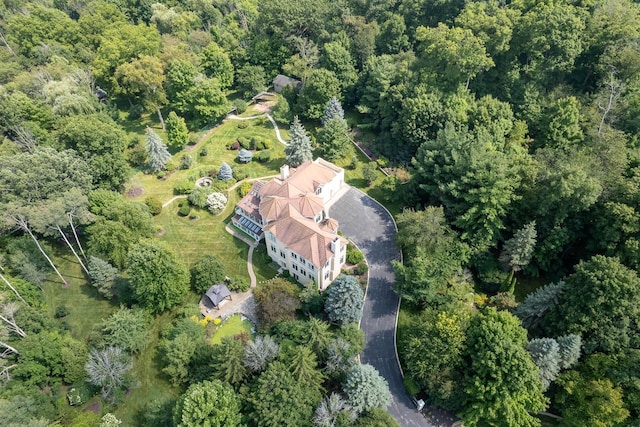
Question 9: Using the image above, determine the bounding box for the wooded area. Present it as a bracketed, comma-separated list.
[0, 0, 639, 426]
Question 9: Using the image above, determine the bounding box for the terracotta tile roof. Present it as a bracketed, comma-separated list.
[264, 214, 346, 267]
[259, 193, 324, 222]
[285, 160, 341, 193]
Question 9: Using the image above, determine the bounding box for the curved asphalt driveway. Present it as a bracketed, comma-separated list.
[329, 188, 432, 427]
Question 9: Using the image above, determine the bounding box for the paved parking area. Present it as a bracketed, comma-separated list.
[329, 187, 433, 427]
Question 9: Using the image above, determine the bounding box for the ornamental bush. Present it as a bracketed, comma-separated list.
[217, 163, 233, 181]
[145, 197, 162, 216]
[325, 275, 364, 325]
[206, 192, 227, 213]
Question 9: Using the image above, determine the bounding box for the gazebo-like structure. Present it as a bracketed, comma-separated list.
[203, 284, 232, 310]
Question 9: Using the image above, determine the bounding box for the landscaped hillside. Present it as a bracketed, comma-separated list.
[1, 0, 640, 426]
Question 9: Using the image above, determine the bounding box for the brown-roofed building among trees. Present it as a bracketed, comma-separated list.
[232, 158, 347, 290]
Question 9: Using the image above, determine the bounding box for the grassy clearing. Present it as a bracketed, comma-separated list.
[114, 312, 179, 424]
[210, 314, 254, 345]
[43, 249, 115, 340]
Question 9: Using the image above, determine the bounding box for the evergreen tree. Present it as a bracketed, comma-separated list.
[342, 364, 392, 414]
[244, 335, 279, 373]
[88, 256, 118, 299]
[217, 162, 233, 181]
[145, 127, 171, 172]
[557, 334, 581, 370]
[173, 379, 242, 427]
[210, 336, 248, 387]
[321, 97, 345, 125]
[500, 221, 537, 272]
[527, 338, 561, 390]
[285, 116, 313, 167]
[165, 112, 188, 149]
[325, 275, 364, 325]
[317, 116, 350, 160]
[513, 281, 565, 331]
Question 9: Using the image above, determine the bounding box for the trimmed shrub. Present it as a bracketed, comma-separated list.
[254, 150, 271, 163]
[165, 161, 176, 172]
[145, 197, 162, 216]
[237, 137, 250, 149]
[179, 155, 192, 170]
[199, 147, 208, 157]
[188, 187, 209, 208]
[178, 204, 191, 217]
[229, 278, 249, 292]
[346, 247, 365, 265]
[237, 121, 248, 129]
[237, 149, 253, 163]
[239, 181, 253, 196]
[188, 133, 198, 145]
[174, 178, 194, 195]
[354, 262, 368, 276]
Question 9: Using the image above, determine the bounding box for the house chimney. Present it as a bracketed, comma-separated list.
[280, 164, 290, 180]
[330, 236, 340, 254]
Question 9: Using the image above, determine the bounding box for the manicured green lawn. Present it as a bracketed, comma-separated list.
[210, 314, 254, 345]
[126, 115, 287, 204]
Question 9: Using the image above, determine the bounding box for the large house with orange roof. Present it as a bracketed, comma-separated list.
[232, 158, 347, 290]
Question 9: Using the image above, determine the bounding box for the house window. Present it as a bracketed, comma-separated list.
[294, 273, 299, 280]
[309, 263, 315, 270]
[291, 253, 297, 260]
[340, 256, 344, 264]
[300, 256, 306, 264]
[301, 270, 306, 277]
[270, 245, 276, 253]
[324, 271, 329, 279]
[280, 251, 286, 258]
[292, 264, 298, 271]
[269, 233, 276, 242]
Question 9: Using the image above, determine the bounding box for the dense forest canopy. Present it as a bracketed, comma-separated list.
[0, 0, 640, 425]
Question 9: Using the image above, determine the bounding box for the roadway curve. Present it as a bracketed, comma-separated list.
[329, 188, 433, 427]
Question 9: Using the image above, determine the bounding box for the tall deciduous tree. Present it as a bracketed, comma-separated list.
[415, 23, 494, 89]
[297, 69, 341, 120]
[285, 116, 313, 167]
[200, 42, 234, 89]
[85, 346, 131, 403]
[460, 309, 547, 427]
[411, 124, 530, 251]
[543, 255, 640, 355]
[145, 127, 171, 172]
[393, 208, 471, 309]
[115, 55, 168, 129]
[173, 380, 242, 427]
[125, 240, 189, 313]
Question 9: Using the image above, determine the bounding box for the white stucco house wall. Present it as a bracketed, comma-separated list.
[232, 158, 347, 290]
